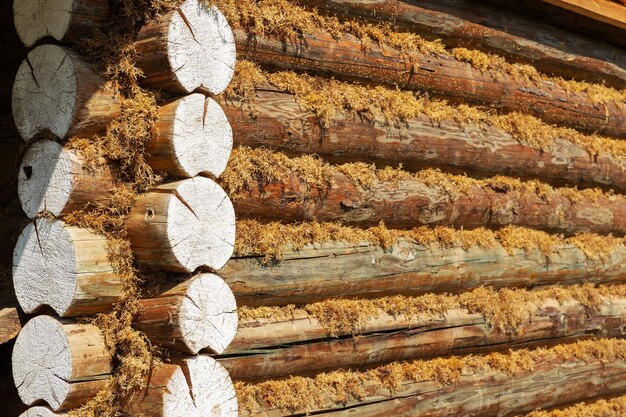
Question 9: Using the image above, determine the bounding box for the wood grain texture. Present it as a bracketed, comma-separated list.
[0, 301, 22, 345]
[222, 239, 626, 306]
[234, 28, 626, 137]
[540, 0, 626, 30]
[222, 296, 626, 381]
[228, 90, 626, 192]
[298, 0, 626, 88]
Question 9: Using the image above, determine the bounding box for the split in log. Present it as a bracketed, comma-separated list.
[227, 90, 626, 192]
[126, 356, 237, 417]
[12, 315, 112, 411]
[227, 149, 626, 234]
[233, 27, 626, 137]
[12, 45, 121, 142]
[298, 0, 626, 88]
[136, 273, 238, 354]
[221, 286, 626, 381]
[236, 339, 626, 417]
[12, 218, 124, 316]
[13, 0, 111, 47]
[148, 93, 233, 178]
[127, 177, 236, 272]
[18, 139, 114, 218]
[223, 235, 626, 307]
[19, 408, 67, 417]
[134, 0, 236, 95]
[0, 301, 22, 345]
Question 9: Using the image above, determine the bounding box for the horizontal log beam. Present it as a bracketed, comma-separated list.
[298, 0, 626, 88]
[234, 27, 626, 137]
[222, 236, 626, 306]
[221, 289, 626, 381]
[540, 0, 626, 30]
[227, 90, 626, 192]
[236, 339, 626, 417]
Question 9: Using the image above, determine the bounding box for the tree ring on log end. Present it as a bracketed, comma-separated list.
[13, 0, 74, 47]
[12, 45, 77, 141]
[179, 356, 238, 417]
[18, 140, 73, 218]
[168, 0, 236, 94]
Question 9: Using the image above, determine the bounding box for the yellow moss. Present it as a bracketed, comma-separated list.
[526, 394, 626, 417]
[236, 339, 626, 415]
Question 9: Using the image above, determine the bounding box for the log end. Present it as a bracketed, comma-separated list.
[12, 316, 72, 411]
[19, 407, 65, 417]
[18, 140, 74, 218]
[13, 0, 73, 47]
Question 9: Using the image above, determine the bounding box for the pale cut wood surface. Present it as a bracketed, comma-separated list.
[19, 407, 68, 417]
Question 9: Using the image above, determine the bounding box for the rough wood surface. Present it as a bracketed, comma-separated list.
[12, 316, 112, 411]
[13, 0, 111, 47]
[227, 91, 626, 191]
[126, 357, 237, 417]
[221, 295, 626, 381]
[299, 0, 626, 88]
[18, 140, 114, 217]
[12, 45, 120, 141]
[127, 177, 235, 272]
[12, 218, 123, 316]
[234, 28, 626, 137]
[238, 353, 626, 417]
[0, 301, 22, 345]
[148, 93, 233, 178]
[231, 170, 626, 234]
[136, 273, 238, 354]
[134, 0, 236, 95]
[222, 238, 626, 306]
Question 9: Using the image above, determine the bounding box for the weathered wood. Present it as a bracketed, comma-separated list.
[135, 273, 238, 354]
[228, 90, 626, 191]
[13, 0, 111, 47]
[12, 316, 112, 411]
[19, 408, 68, 417]
[134, 0, 236, 95]
[222, 238, 626, 306]
[127, 177, 236, 272]
[299, 0, 626, 88]
[221, 295, 626, 381]
[238, 345, 626, 416]
[232, 169, 626, 234]
[0, 301, 22, 345]
[540, 0, 626, 30]
[18, 140, 115, 217]
[234, 28, 626, 137]
[12, 45, 120, 142]
[125, 356, 237, 417]
[148, 94, 233, 178]
[12, 218, 124, 316]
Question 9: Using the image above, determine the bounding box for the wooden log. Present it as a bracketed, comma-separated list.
[18, 140, 114, 218]
[221, 293, 626, 381]
[0, 301, 23, 345]
[134, 0, 236, 95]
[236, 340, 626, 417]
[231, 166, 626, 234]
[19, 408, 68, 417]
[539, 0, 626, 30]
[12, 218, 124, 316]
[299, 0, 626, 88]
[12, 315, 112, 411]
[0, 342, 28, 417]
[127, 177, 236, 272]
[222, 238, 626, 307]
[12, 45, 121, 142]
[234, 28, 626, 137]
[135, 273, 238, 354]
[13, 0, 111, 47]
[126, 356, 237, 417]
[148, 94, 233, 178]
[228, 90, 626, 192]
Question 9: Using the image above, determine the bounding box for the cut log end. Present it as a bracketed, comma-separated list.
[12, 316, 73, 410]
[13, 219, 77, 315]
[149, 94, 233, 178]
[13, 0, 73, 47]
[19, 407, 67, 417]
[18, 140, 73, 217]
[12, 45, 77, 141]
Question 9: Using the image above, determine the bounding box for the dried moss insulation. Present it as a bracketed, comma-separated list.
[236, 339, 626, 415]
[238, 284, 626, 336]
[525, 394, 626, 416]
[223, 61, 626, 162]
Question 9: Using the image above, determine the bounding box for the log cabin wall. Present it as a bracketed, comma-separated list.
[0, 0, 625, 416]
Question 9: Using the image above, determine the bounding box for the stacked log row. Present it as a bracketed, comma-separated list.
[7, 0, 242, 415]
